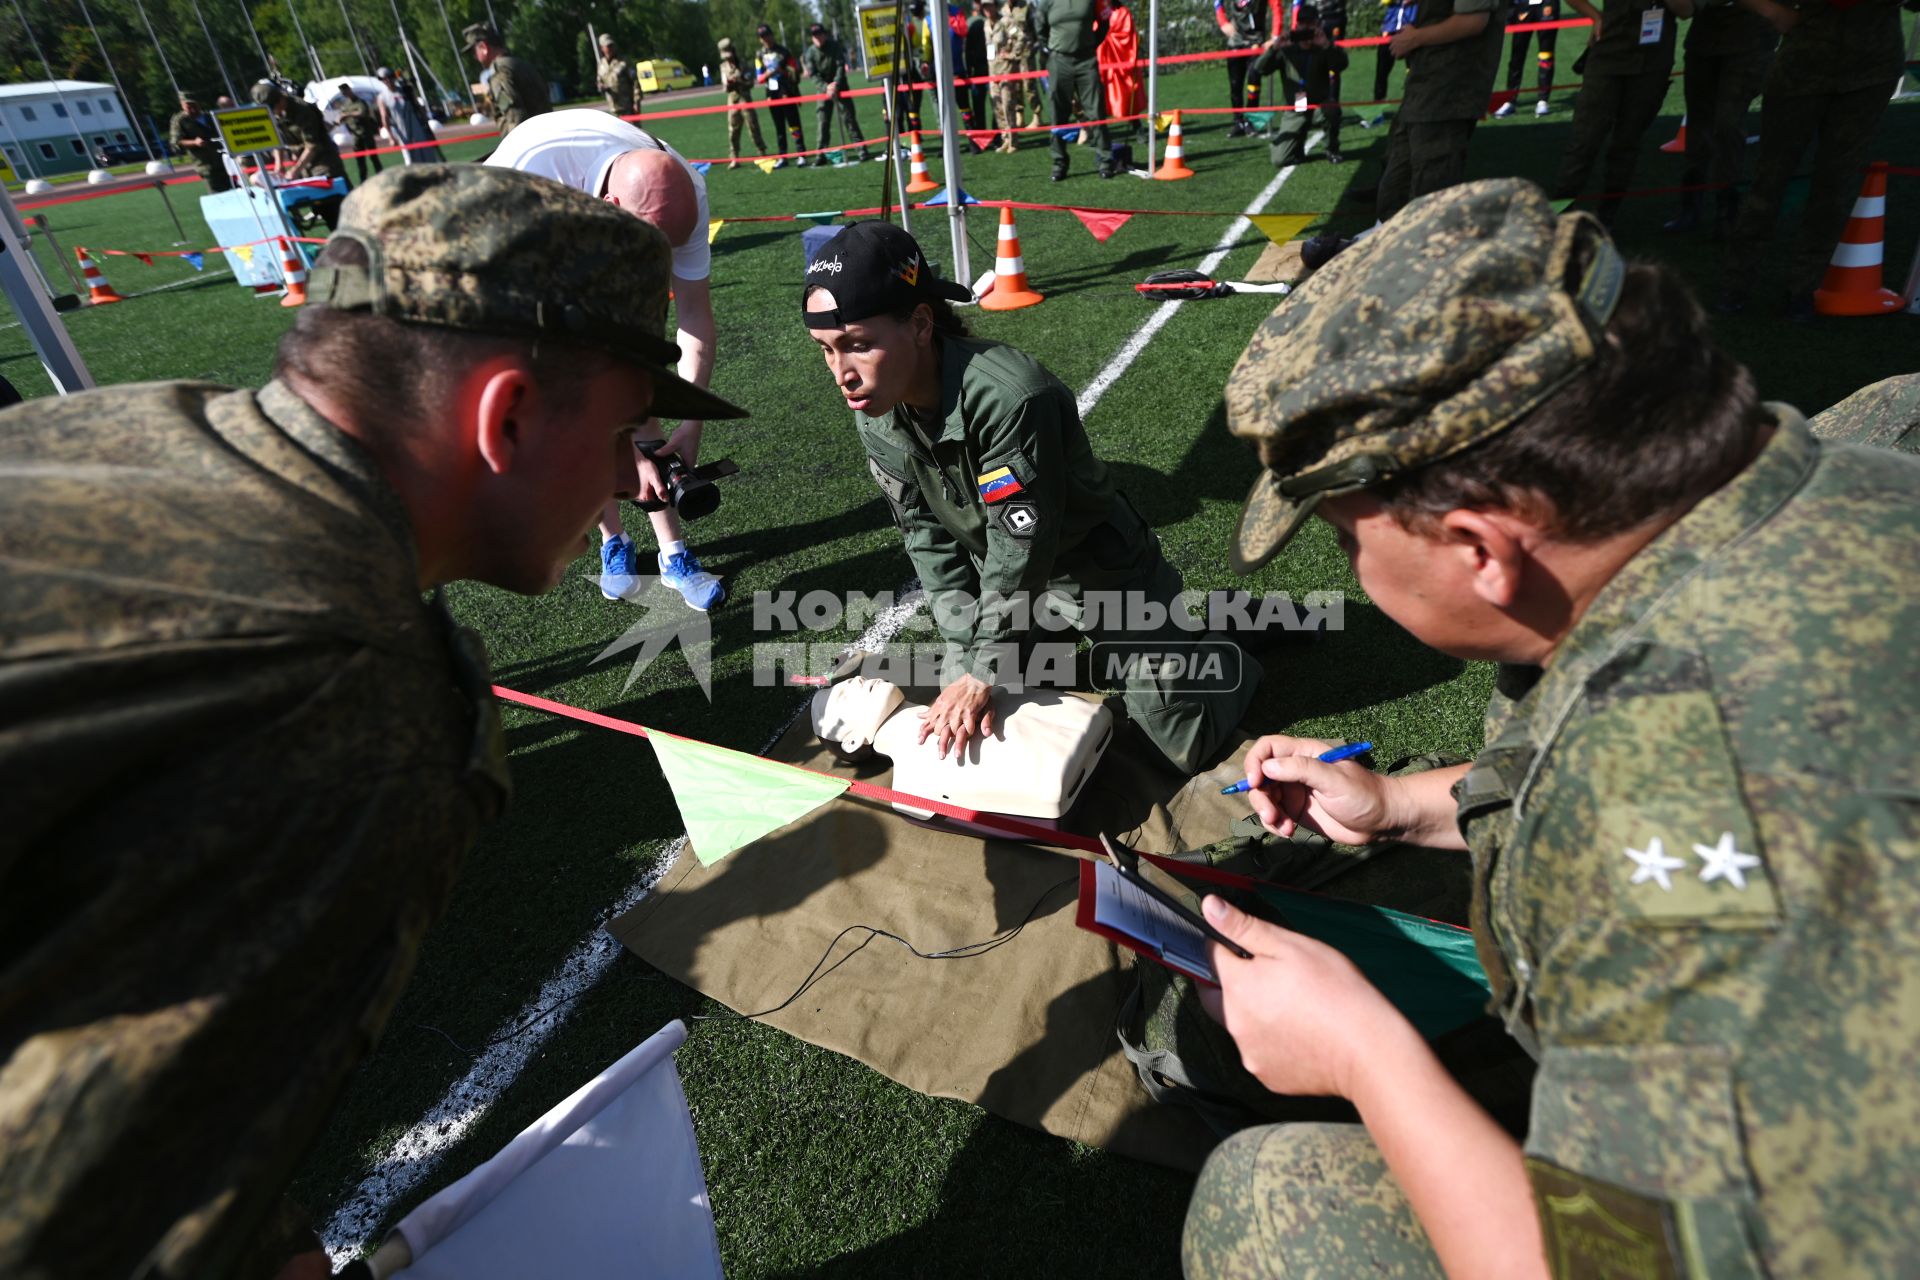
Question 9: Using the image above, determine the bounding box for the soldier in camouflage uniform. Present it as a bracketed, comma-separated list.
[0, 165, 747, 1280]
[986, 0, 1035, 149]
[596, 32, 644, 117]
[168, 93, 231, 192]
[1374, 0, 1506, 220]
[718, 36, 770, 166]
[250, 80, 349, 227]
[1663, 0, 1777, 237]
[1184, 178, 1919, 1278]
[464, 22, 551, 136]
[1722, 0, 1905, 316]
[802, 22, 873, 164]
[1549, 0, 1691, 227]
[802, 221, 1261, 772]
[1810, 372, 1920, 453]
[333, 82, 383, 182]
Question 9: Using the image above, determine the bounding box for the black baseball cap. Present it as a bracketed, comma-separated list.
[808, 21, 827, 34]
[802, 221, 973, 328]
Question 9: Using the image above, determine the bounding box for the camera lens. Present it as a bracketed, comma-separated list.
[675, 478, 722, 520]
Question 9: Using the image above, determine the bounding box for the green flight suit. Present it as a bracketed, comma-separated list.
[1726, 0, 1904, 300]
[856, 336, 1260, 773]
[487, 51, 552, 134]
[1185, 411, 1920, 1278]
[0, 379, 509, 1280]
[803, 37, 870, 156]
[1033, 0, 1112, 173]
[1549, 0, 1681, 222]
[1375, 0, 1505, 220]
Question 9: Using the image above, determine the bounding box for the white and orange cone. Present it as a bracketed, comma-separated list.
[1814, 161, 1903, 317]
[75, 247, 123, 304]
[905, 132, 940, 194]
[1659, 114, 1687, 154]
[1154, 110, 1194, 181]
[978, 206, 1044, 311]
[278, 238, 308, 308]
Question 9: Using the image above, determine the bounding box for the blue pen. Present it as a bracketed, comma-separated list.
[1220, 741, 1373, 794]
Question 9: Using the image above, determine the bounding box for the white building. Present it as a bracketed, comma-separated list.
[0, 80, 144, 178]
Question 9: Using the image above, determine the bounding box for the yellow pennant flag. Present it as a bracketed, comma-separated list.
[1154, 112, 1173, 133]
[231, 244, 254, 265]
[754, 157, 779, 174]
[708, 218, 725, 244]
[1248, 214, 1317, 247]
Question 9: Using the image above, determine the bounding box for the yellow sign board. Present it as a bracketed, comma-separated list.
[214, 106, 281, 156]
[857, 3, 904, 77]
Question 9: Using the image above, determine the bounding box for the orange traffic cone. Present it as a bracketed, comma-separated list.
[1155, 110, 1194, 180]
[75, 247, 123, 304]
[278, 238, 308, 308]
[1660, 114, 1687, 154]
[905, 132, 940, 194]
[1814, 161, 1903, 317]
[978, 206, 1043, 311]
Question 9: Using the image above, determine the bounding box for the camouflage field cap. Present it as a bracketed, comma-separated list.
[462, 22, 501, 50]
[308, 165, 747, 421]
[1227, 179, 1626, 574]
[248, 80, 280, 106]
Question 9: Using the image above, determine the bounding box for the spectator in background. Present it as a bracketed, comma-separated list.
[464, 22, 551, 136]
[718, 36, 771, 166]
[1099, 0, 1146, 141]
[1374, 0, 1506, 221]
[756, 24, 808, 167]
[803, 22, 874, 164]
[1548, 0, 1693, 228]
[966, 3, 993, 134]
[1218, 0, 1271, 135]
[1663, 0, 1776, 238]
[376, 66, 444, 163]
[333, 82, 383, 182]
[597, 33, 645, 117]
[1492, 0, 1559, 117]
[1253, 1, 1350, 164]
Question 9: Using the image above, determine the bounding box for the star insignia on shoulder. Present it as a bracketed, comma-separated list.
[1693, 831, 1761, 890]
[1623, 836, 1687, 892]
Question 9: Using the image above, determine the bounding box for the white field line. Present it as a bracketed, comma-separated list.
[322, 582, 928, 1262]
[1074, 135, 1319, 422]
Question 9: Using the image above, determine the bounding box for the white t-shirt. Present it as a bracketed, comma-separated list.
[483, 109, 711, 281]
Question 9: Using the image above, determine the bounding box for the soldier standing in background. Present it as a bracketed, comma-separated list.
[0, 164, 746, 1280]
[1549, 0, 1693, 227]
[1492, 0, 1560, 116]
[333, 82, 383, 182]
[803, 22, 874, 164]
[1186, 177, 1920, 1280]
[1006, 0, 1046, 124]
[986, 0, 1031, 149]
[1034, 0, 1115, 179]
[169, 93, 231, 192]
[1721, 0, 1904, 318]
[966, 3, 993, 133]
[718, 37, 770, 167]
[756, 24, 808, 167]
[597, 32, 645, 117]
[1374, 0, 1506, 220]
[1664, 0, 1776, 237]
[465, 22, 551, 135]
[1217, 0, 1271, 136]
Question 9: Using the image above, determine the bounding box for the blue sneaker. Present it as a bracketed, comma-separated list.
[660, 549, 726, 611]
[600, 535, 640, 601]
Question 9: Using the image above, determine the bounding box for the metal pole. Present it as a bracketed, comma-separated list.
[76, 0, 162, 162]
[239, 1, 274, 80]
[335, 0, 374, 76]
[387, 0, 429, 113]
[283, 0, 324, 82]
[131, 0, 183, 98]
[152, 178, 191, 243]
[436, 0, 468, 108]
[926, 0, 968, 284]
[9, 0, 99, 158]
[25, 213, 86, 297]
[188, 0, 242, 102]
[1145, 0, 1158, 173]
[0, 187, 94, 392]
[886, 73, 911, 232]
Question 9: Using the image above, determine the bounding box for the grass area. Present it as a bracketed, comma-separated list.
[6, 40, 1916, 1276]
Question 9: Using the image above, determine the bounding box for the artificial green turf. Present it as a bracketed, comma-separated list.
[5, 44, 1915, 1275]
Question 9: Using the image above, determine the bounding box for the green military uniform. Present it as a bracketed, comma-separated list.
[1375, 0, 1505, 220]
[1186, 178, 1920, 1278]
[486, 53, 551, 133]
[334, 93, 383, 181]
[597, 52, 643, 116]
[718, 38, 770, 161]
[168, 103, 230, 191]
[1251, 28, 1351, 167]
[1548, 0, 1682, 223]
[1810, 372, 1920, 453]
[1006, 0, 1048, 120]
[988, 4, 1040, 142]
[1033, 0, 1113, 175]
[1727, 0, 1903, 304]
[802, 35, 871, 160]
[0, 164, 742, 1280]
[858, 335, 1261, 773]
[1671, 0, 1776, 231]
[278, 97, 348, 183]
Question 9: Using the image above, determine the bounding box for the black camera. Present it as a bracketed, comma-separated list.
[635, 440, 740, 520]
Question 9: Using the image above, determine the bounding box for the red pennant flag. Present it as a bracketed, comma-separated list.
[964, 130, 998, 152]
[1486, 89, 1517, 118]
[134, 252, 154, 266]
[1070, 208, 1134, 243]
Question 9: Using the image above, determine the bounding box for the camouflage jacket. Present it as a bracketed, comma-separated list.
[720, 51, 757, 100]
[598, 56, 643, 114]
[1811, 373, 1920, 453]
[988, 10, 1036, 63]
[0, 379, 508, 1279]
[1764, 0, 1904, 96]
[1400, 0, 1507, 122]
[487, 52, 552, 130]
[856, 336, 1151, 681]
[1452, 410, 1920, 1278]
[335, 94, 379, 141]
[280, 97, 347, 181]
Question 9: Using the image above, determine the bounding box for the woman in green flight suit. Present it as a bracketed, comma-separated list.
[800, 220, 1262, 771]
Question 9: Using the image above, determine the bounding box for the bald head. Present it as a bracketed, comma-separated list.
[604, 148, 698, 251]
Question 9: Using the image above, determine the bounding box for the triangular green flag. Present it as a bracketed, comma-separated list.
[796, 209, 842, 223]
[648, 730, 849, 866]
[1248, 213, 1316, 247]
[1551, 198, 1576, 214]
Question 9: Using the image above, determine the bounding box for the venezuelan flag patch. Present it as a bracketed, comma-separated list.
[977, 466, 1024, 503]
